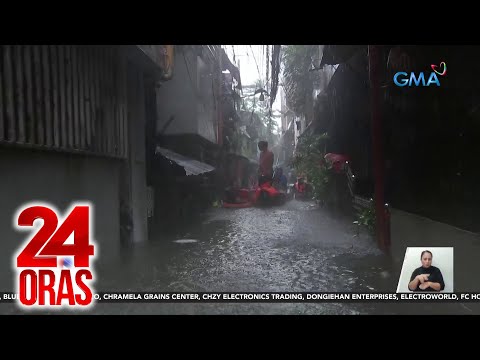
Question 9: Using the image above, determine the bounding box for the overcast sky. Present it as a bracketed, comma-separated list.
[223, 45, 282, 127]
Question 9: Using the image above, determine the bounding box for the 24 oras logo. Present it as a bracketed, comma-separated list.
[394, 61, 447, 87]
[12, 202, 97, 310]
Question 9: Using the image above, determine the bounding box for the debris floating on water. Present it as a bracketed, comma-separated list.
[173, 239, 198, 244]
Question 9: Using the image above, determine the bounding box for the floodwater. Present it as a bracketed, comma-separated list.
[1, 200, 473, 315]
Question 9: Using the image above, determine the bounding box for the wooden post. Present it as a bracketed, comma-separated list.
[368, 45, 389, 251]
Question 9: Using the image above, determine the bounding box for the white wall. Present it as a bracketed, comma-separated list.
[156, 47, 217, 144]
[156, 47, 198, 135]
[396, 247, 454, 293]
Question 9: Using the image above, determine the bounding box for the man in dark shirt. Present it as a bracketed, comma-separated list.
[408, 250, 445, 292]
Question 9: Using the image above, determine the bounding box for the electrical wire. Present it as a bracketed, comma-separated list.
[270, 45, 282, 108]
[266, 45, 270, 94]
[249, 45, 263, 82]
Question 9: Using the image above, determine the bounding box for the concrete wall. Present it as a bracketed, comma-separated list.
[0, 148, 121, 292]
[156, 47, 198, 136]
[156, 47, 217, 144]
[390, 209, 480, 293]
[196, 55, 217, 143]
[127, 63, 149, 245]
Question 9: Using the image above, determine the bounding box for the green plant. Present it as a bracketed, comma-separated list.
[281, 45, 320, 115]
[354, 201, 376, 235]
[290, 132, 334, 202]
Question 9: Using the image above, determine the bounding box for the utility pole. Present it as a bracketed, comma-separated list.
[368, 45, 389, 252]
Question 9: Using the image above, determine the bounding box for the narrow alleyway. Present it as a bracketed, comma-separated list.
[3, 199, 472, 315]
[3, 45, 480, 317]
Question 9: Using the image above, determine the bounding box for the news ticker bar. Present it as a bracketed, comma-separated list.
[2, 292, 480, 303]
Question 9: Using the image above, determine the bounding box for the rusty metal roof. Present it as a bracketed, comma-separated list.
[155, 146, 215, 176]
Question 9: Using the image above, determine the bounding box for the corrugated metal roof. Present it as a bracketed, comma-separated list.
[155, 146, 215, 176]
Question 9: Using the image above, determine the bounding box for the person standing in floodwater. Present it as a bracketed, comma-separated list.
[258, 141, 274, 185]
[273, 167, 288, 191]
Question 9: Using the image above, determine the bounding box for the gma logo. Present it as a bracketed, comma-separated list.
[394, 72, 440, 87]
[393, 62, 447, 87]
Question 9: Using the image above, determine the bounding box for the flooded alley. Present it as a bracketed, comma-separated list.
[2, 198, 476, 315]
[1, 45, 479, 317]
[91, 199, 473, 315]
[0, 199, 402, 315]
[109, 200, 393, 304]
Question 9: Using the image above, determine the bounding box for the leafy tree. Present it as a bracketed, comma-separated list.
[281, 45, 319, 116]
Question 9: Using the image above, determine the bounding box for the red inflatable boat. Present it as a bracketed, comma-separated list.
[222, 181, 286, 208]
